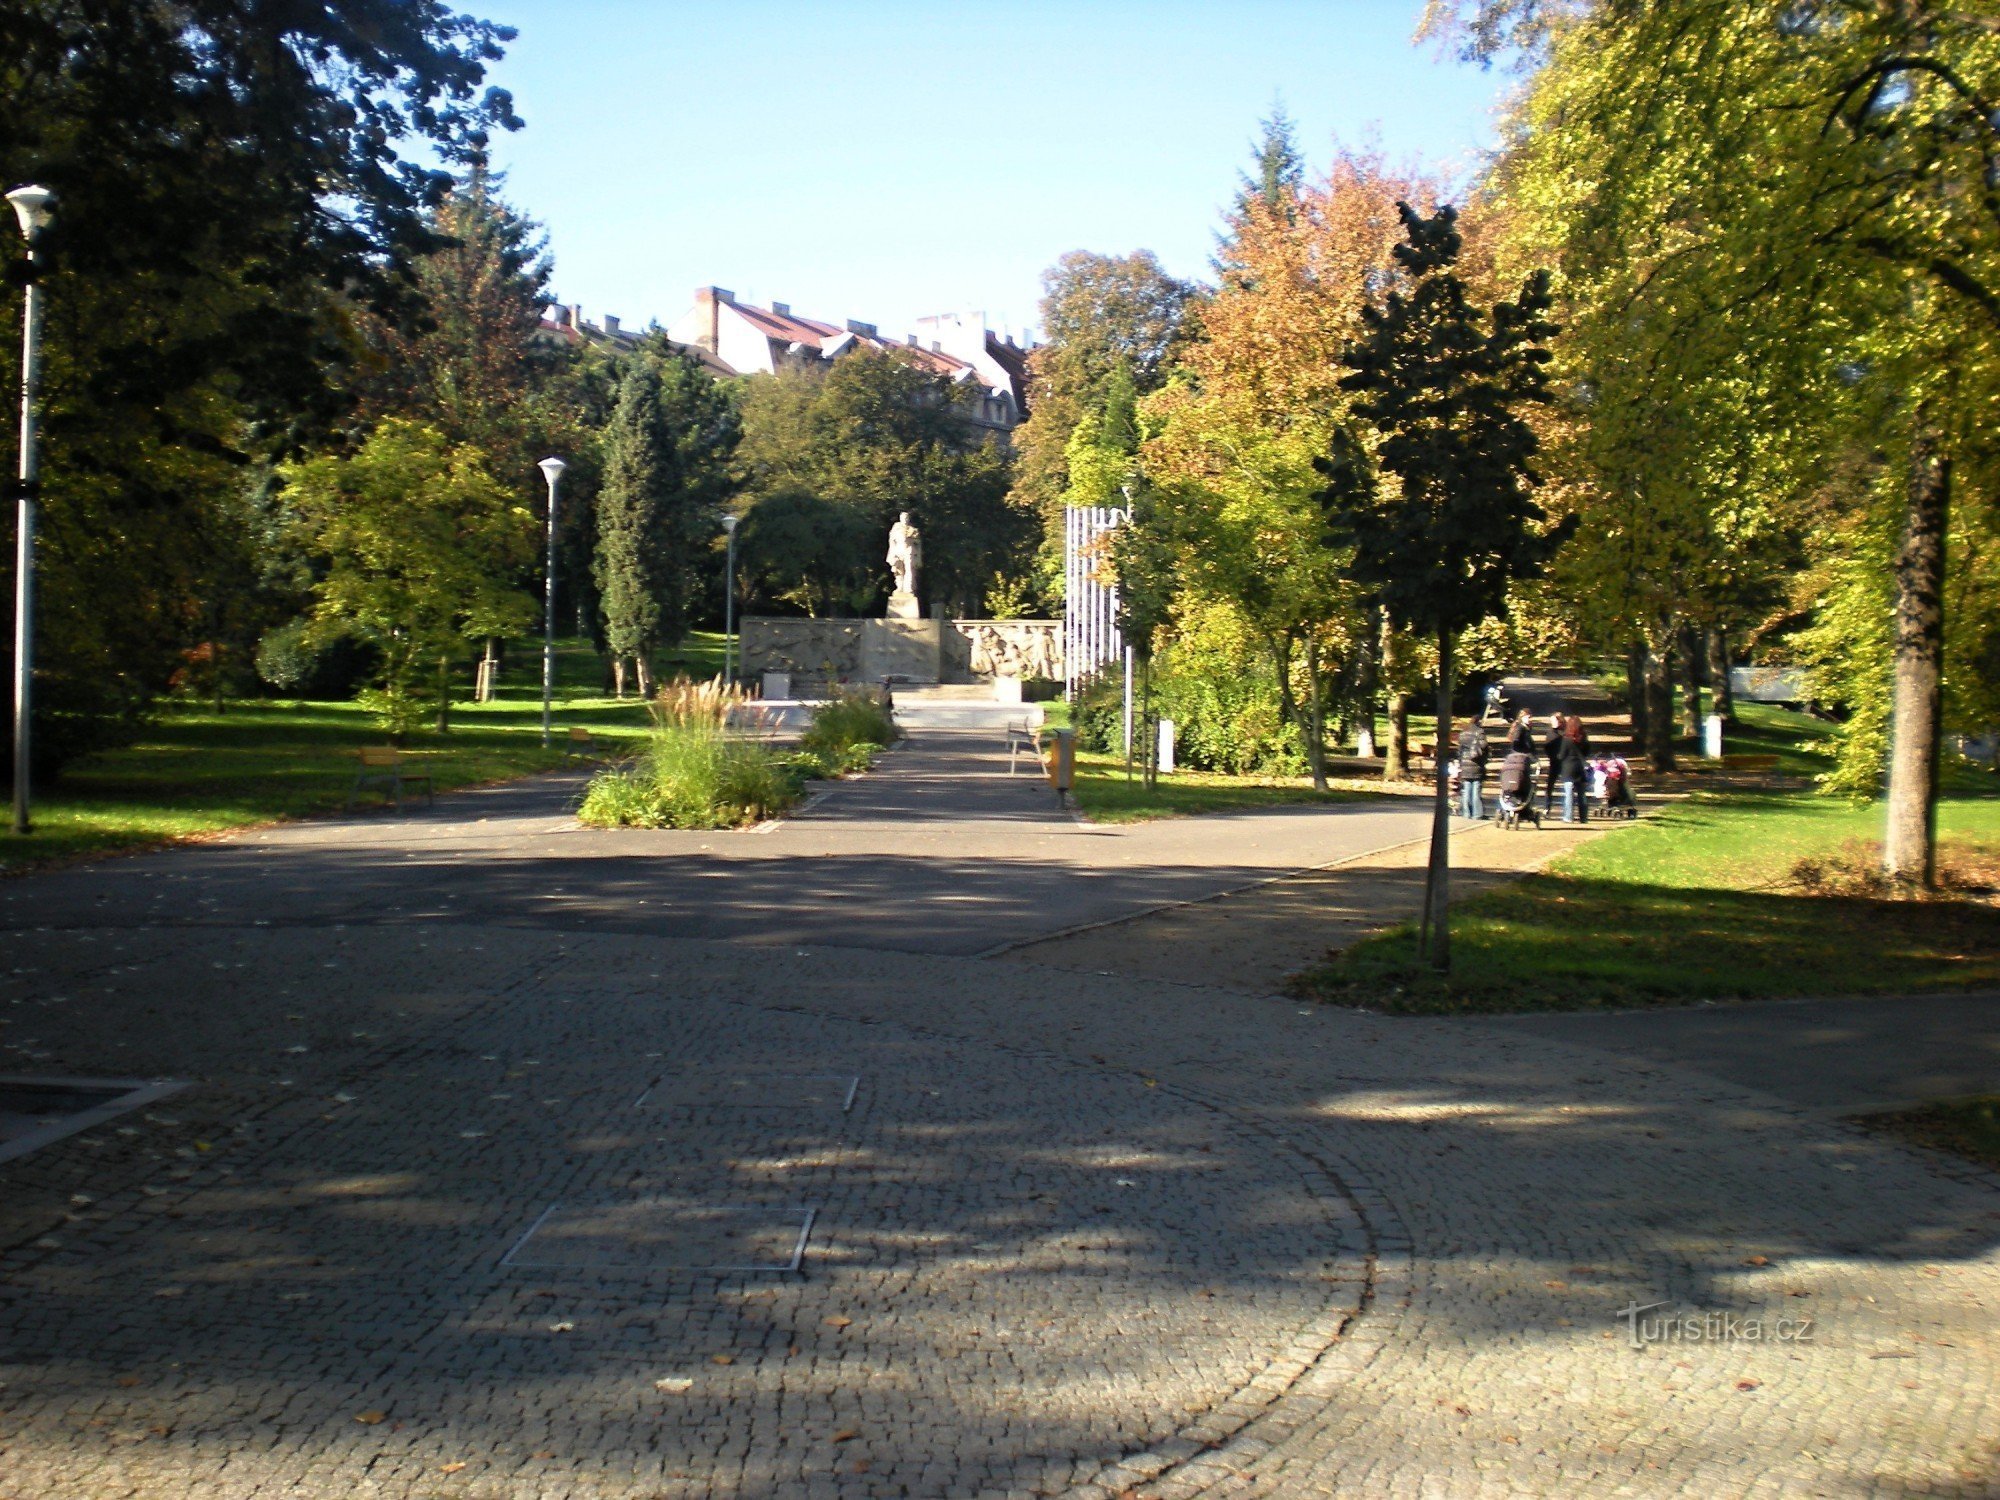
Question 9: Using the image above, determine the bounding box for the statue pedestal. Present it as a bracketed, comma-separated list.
[886, 590, 922, 621]
[859, 617, 943, 684]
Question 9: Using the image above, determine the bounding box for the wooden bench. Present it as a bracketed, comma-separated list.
[346, 747, 433, 813]
[1006, 718, 1045, 775]
[562, 725, 597, 760]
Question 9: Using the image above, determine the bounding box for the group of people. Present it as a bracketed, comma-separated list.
[1452, 708, 1633, 824]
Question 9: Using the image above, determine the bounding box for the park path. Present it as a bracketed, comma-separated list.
[0, 729, 1996, 1498]
[0, 730, 1434, 957]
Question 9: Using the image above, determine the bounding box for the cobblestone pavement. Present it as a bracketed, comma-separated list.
[0, 743, 1997, 1496]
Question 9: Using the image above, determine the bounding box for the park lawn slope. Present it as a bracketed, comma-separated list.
[0, 636, 704, 871]
[1292, 787, 2000, 1013]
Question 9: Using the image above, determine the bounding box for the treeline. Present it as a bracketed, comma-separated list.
[0, 0, 1033, 764]
[1011, 4, 2000, 891]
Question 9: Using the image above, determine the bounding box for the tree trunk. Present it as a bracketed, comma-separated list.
[1385, 692, 1410, 781]
[1885, 420, 1949, 891]
[1141, 656, 1157, 792]
[1303, 640, 1328, 792]
[478, 636, 500, 703]
[1626, 640, 1649, 755]
[1642, 636, 1675, 772]
[636, 655, 655, 698]
[435, 656, 451, 735]
[612, 657, 627, 699]
[1418, 630, 1454, 973]
[1678, 623, 1703, 738]
[1707, 627, 1735, 724]
[212, 642, 225, 714]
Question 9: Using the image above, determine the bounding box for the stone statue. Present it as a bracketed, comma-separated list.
[886, 511, 922, 618]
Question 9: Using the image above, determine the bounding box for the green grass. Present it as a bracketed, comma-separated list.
[1069, 750, 1379, 823]
[1859, 1096, 2000, 1170]
[1291, 784, 2000, 1012]
[0, 635, 728, 870]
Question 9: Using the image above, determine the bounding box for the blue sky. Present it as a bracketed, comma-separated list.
[478, 1, 1511, 341]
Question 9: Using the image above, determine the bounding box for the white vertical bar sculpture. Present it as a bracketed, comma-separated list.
[1062, 506, 1125, 700]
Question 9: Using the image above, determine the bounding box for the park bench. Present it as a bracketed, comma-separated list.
[1006, 717, 1045, 775]
[562, 725, 597, 760]
[346, 747, 433, 813]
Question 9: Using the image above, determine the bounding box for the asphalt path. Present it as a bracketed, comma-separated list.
[0, 731, 1433, 956]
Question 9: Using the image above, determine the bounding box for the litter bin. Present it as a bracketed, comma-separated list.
[1045, 727, 1076, 795]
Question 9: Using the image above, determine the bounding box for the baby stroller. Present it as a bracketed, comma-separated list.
[1590, 755, 1638, 819]
[1495, 751, 1540, 830]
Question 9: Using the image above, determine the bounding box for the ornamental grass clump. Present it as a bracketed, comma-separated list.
[577, 676, 796, 829]
[798, 689, 898, 774]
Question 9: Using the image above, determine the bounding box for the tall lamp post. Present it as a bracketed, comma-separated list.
[721, 513, 739, 683]
[8, 185, 53, 837]
[537, 456, 565, 748]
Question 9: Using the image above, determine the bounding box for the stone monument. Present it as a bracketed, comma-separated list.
[886, 511, 922, 621]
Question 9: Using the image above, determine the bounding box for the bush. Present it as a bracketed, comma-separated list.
[800, 689, 897, 771]
[578, 675, 799, 829]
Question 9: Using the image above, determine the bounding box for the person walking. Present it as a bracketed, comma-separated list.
[1455, 718, 1491, 820]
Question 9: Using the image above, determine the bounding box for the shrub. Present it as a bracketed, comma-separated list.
[799, 689, 897, 770]
[578, 675, 798, 829]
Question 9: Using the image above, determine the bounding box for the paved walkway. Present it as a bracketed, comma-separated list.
[0, 731, 1995, 1498]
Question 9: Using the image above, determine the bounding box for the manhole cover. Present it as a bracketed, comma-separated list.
[634, 1073, 858, 1112]
[503, 1200, 816, 1273]
[0, 1075, 189, 1165]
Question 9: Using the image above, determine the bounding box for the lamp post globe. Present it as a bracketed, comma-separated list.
[7, 184, 53, 836]
[537, 458, 566, 748]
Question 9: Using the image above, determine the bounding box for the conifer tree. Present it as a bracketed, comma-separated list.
[1323, 202, 1571, 971]
[593, 348, 740, 694]
[595, 363, 670, 696]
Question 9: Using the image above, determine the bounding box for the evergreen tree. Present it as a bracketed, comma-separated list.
[1233, 103, 1305, 223]
[595, 363, 670, 696]
[1322, 202, 1572, 971]
[593, 347, 740, 693]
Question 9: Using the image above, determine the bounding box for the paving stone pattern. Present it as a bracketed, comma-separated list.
[0, 735, 1997, 1496]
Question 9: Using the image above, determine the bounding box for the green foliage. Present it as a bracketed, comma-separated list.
[799, 691, 898, 766]
[593, 352, 738, 673]
[0, 0, 518, 771]
[1324, 203, 1571, 643]
[280, 421, 536, 734]
[734, 348, 1029, 614]
[577, 717, 795, 829]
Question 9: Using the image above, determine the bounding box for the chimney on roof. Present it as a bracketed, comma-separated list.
[771, 301, 790, 316]
[906, 333, 917, 347]
[845, 319, 877, 337]
[603, 314, 620, 336]
[693, 286, 734, 354]
[567, 304, 584, 331]
[932, 341, 941, 353]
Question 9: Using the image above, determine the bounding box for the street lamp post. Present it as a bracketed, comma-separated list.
[537, 456, 566, 748]
[7, 185, 53, 837]
[721, 513, 739, 683]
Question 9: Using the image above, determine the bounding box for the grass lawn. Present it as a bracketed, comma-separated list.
[1858, 1096, 2000, 1170]
[1293, 704, 2000, 1012]
[1069, 750, 1379, 823]
[0, 635, 727, 871]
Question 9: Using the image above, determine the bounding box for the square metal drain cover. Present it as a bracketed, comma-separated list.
[634, 1073, 858, 1112]
[503, 1201, 816, 1273]
[0, 1075, 189, 1165]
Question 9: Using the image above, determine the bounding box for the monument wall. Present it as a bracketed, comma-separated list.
[740, 617, 1061, 690]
